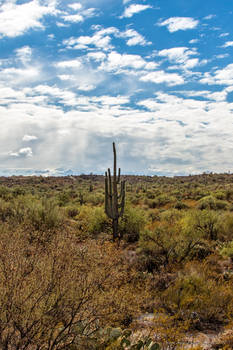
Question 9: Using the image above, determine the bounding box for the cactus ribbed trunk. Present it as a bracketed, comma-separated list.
[105, 142, 126, 241]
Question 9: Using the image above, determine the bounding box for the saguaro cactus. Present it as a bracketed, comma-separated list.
[105, 142, 126, 241]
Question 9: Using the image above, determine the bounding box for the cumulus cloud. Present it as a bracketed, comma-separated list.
[118, 29, 151, 46]
[99, 51, 158, 73]
[121, 4, 151, 18]
[56, 59, 82, 68]
[63, 32, 113, 51]
[158, 17, 199, 32]
[0, 67, 40, 86]
[222, 41, 233, 48]
[9, 147, 33, 158]
[0, 0, 57, 37]
[140, 71, 184, 86]
[15, 46, 32, 64]
[22, 135, 38, 142]
[200, 64, 233, 85]
[68, 3, 82, 11]
[157, 47, 205, 71]
[63, 26, 150, 51]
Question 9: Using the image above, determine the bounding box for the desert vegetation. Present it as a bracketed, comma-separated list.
[0, 168, 233, 349]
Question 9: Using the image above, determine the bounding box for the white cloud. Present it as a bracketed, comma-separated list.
[0, 67, 40, 85]
[0, 0, 57, 37]
[121, 4, 151, 18]
[22, 135, 38, 141]
[31, 85, 78, 106]
[219, 33, 229, 38]
[56, 59, 82, 68]
[10, 147, 33, 158]
[87, 52, 106, 61]
[99, 51, 158, 73]
[158, 17, 199, 32]
[62, 13, 83, 22]
[200, 64, 233, 85]
[118, 29, 151, 46]
[63, 33, 113, 50]
[140, 71, 184, 86]
[158, 47, 197, 62]
[68, 3, 82, 11]
[61, 2, 97, 23]
[158, 47, 202, 70]
[15, 46, 32, 64]
[203, 14, 216, 20]
[222, 41, 233, 48]
[91, 95, 130, 105]
[189, 39, 199, 44]
[77, 84, 95, 91]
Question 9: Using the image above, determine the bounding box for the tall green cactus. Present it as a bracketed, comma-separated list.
[105, 142, 126, 241]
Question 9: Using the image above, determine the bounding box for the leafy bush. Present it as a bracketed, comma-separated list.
[197, 195, 217, 210]
[75, 206, 110, 238]
[220, 241, 233, 260]
[119, 207, 146, 242]
[26, 198, 64, 231]
[0, 186, 12, 200]
[159, 262, 233, 328]
[182, 209, 220, 241]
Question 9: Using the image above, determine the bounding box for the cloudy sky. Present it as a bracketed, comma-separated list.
[0, 0, 233, 176]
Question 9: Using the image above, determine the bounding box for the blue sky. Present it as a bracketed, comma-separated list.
[0, 0, 233, 176]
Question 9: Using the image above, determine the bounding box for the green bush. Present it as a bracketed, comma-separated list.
[75, 206, 110, 238]
[88, 207, 110, 236]
[182, 209, 220, 241]
[220, 241, 233, 260]
[197, 195, 217, 210]
[119, 207, 146, 242]
[0, 186, 12, 200]
[0, 199, 14, 221]
[159, 262, 233, 328]
[26, 198, 64, 231]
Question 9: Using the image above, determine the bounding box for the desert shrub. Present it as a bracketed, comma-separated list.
[65, 204, 79, 218]
[182, 209, 220, 241]
[197, 195, 217, 210]
[212, 328, 233, 350]
[156, 194, 175, 207]
[88, 207, 110, 236]
[57, 190, 71, 206]
[218, 212, 233, 240]
[159, 209, 183, 225]
[146, 191, 155, 199]
[12, 186, 26, 197]
[215, 199, 229, 210]
[0, 199, 14, 221]
[174, 200, 188, 210]
[159, 262, 233, 329]
[98, 327, 160, 350]
[26, 198, 64, 231]
[119, 207, 146, 243]
[0, 229, 142, 349]
[138, 223, 204, 272]
[220, 241, 233, 260]
[214, 191, 227, 200]
[148, 209, 160, 223]
[75, 206, 110, 238]
[144, 198, 158, 209]
[86, 192, 104, 206]
[0, 186, 12, 200]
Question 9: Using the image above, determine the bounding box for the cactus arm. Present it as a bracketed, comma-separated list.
[117, 168, 121, 184]
[119, 181, 126, 217]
